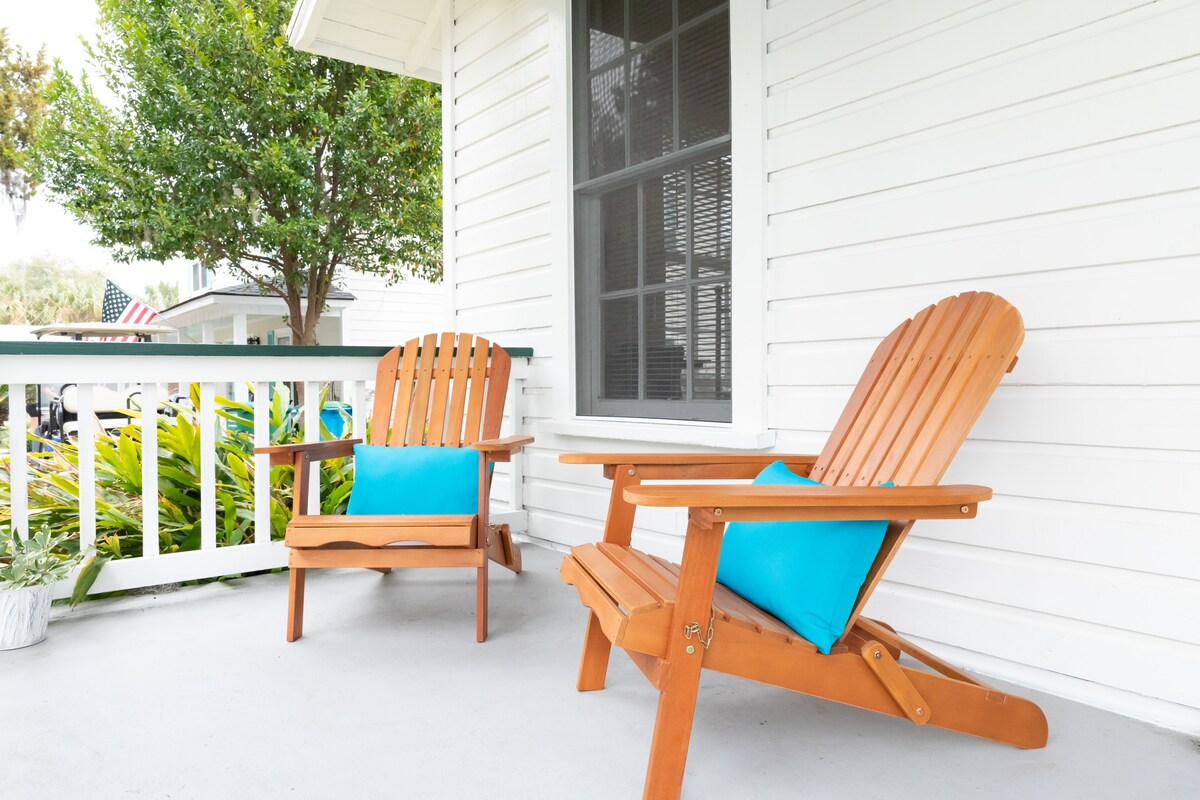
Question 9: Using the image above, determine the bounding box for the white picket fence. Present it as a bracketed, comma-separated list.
[1, 342, 530, 599]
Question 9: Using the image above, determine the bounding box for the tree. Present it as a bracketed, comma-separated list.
[0, 256, 173, 325]
[140, 279, 179, 310]
[0, 256, 103, 325]
[35, 0, 442, 345]
[0, 28, 49, 217]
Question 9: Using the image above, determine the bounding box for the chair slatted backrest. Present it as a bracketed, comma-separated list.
[805, 292, 1024, 642]
[368, 332, 512, 448]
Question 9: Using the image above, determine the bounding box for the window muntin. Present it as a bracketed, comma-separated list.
[575, 0, 731, 422]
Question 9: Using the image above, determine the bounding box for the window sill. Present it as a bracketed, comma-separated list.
[537, 418, 776, 450]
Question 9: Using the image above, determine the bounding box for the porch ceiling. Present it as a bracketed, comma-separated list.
[3, 545, 1194, 798]
[288, 0, 445, 82]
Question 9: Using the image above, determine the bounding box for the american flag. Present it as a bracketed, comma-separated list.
[102, 279, 160, 340]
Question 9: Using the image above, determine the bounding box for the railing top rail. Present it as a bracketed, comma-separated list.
[0, 342, 535, 359]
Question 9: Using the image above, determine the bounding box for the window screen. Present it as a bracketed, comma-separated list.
[574, 0, 731, 421]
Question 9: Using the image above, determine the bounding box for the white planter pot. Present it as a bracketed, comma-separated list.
[0, 584, 53, 650]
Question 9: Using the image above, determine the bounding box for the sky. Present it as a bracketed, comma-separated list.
[2, 1, 178, 294]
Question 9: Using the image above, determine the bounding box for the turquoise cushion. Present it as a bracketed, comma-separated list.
[715, 461, 890, 654]
[346, 445, 480, 516]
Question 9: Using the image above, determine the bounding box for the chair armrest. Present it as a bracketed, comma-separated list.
[559, 452, 819, 480]
[474, 435, 535, 462]
[254, 439, 361, 466]
[623, 484, 992, 522]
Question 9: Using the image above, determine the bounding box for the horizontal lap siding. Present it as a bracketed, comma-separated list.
[340, 274, 448, 347]
[448, 0, 563, 515]
[765, 0, 1200, 722]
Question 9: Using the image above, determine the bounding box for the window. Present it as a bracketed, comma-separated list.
[191, 262, 212, 294]
[573, 0, 731, 422]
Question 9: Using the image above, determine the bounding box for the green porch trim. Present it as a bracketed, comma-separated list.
[0, 342, 535, 359]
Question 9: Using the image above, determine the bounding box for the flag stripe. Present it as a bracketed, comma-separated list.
[103, 279, 160, 340]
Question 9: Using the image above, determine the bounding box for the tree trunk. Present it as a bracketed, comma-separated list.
[284, 286, 321, 345]
[281, 254, 332, 346]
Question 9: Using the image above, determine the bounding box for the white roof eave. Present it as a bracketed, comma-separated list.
[287, 0, 445, 83]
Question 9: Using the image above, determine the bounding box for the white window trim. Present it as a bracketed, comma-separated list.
[539, 416, 774, 448]
[548, 0, 771, 449]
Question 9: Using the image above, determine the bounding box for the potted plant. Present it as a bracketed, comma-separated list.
[0, 526, 87, 650]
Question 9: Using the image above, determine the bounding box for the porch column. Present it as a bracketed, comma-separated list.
[232, 313, 249, 401]
[232, 313, 248, 345]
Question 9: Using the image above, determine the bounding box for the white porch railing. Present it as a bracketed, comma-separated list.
[1, 341, 531, 600]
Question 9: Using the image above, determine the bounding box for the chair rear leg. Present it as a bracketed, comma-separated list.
[577, 612, 613, 691]
[642, 652, 704, 800]
[287, 566, 306, 642]
[476, 560, 488, 642]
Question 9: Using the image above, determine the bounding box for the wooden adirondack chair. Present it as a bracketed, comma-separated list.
[257, 332, 531, 643]
[559, 292, 1047, 799]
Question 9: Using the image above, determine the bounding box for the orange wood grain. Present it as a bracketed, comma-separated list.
[278, 332, 529, 643]
[369, 346, 402, 446]
[556, 293, 1041, 799]
[387, 340, 420, 446]
[445, 333, 473, 447]
[406, 333, 438, 445]
[463, 338, 490, 445]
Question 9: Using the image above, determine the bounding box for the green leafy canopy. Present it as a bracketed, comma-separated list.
[34, 0, 443, 344]
[0, 28, 49, 214]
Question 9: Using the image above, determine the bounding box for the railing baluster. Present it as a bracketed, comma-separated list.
[141, 382, 159, 557]
[9, 383, 28, 539]
[199, 381, 217, 551]
[253, 381, 270, 544]
[0, 343, 528, 599]
[304, 381, 320, 515]
[76, 384, 97, 549]
[508, 374, 525, 513]
[352, 381, 366, 441]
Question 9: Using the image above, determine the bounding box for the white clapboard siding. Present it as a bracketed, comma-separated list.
[444, 0, 562, 572]
[762, 0, 1200, 728]
[766, 262, 1200, 343]
[766, 193, 1200, 293]
[339, 273, 448, 346]
[436, 0, 1200, 730]
[767, 327, 1200, 387]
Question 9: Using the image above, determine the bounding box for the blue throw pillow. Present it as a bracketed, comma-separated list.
[715, 461, 890, 654]
[346, 445, 480, 516]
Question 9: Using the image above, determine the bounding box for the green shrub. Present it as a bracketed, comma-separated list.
[0, 383, 354, 573]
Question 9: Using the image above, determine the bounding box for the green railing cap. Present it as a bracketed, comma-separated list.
[0, 341, 535, 359]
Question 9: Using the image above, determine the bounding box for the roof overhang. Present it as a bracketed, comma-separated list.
[159, 291, 355, 329]
[287, 0, 446, 83]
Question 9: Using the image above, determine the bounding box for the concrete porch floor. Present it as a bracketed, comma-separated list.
[3, 544, 1196, 799]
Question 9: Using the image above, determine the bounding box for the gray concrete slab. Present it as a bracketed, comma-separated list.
[2, 544, 1196, 799]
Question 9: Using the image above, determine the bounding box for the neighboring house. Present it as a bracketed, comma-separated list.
[159, 281, 358, 345]
[163, 262, 448, 346]
[287, 0, 1200, 733]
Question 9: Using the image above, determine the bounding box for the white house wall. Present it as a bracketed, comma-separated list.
[760, 0, 1200, 730]
[440, 0, 1200, 731]
[443, 0, 565, 520]
[339, 273, 449, 347]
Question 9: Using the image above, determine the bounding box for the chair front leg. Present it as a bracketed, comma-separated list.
[477, 459, 491, 643]
[290, 452, 312, 517]
[643, 509, 724, 800]
[576, 612, 613, 691]
[284, 451, 314, 642]
[476, 559, 488, 643]
[576, 464, 642, 690]
[287, 558, 306, 642]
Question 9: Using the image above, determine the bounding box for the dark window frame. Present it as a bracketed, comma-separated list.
[572, 0, 732, 422]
